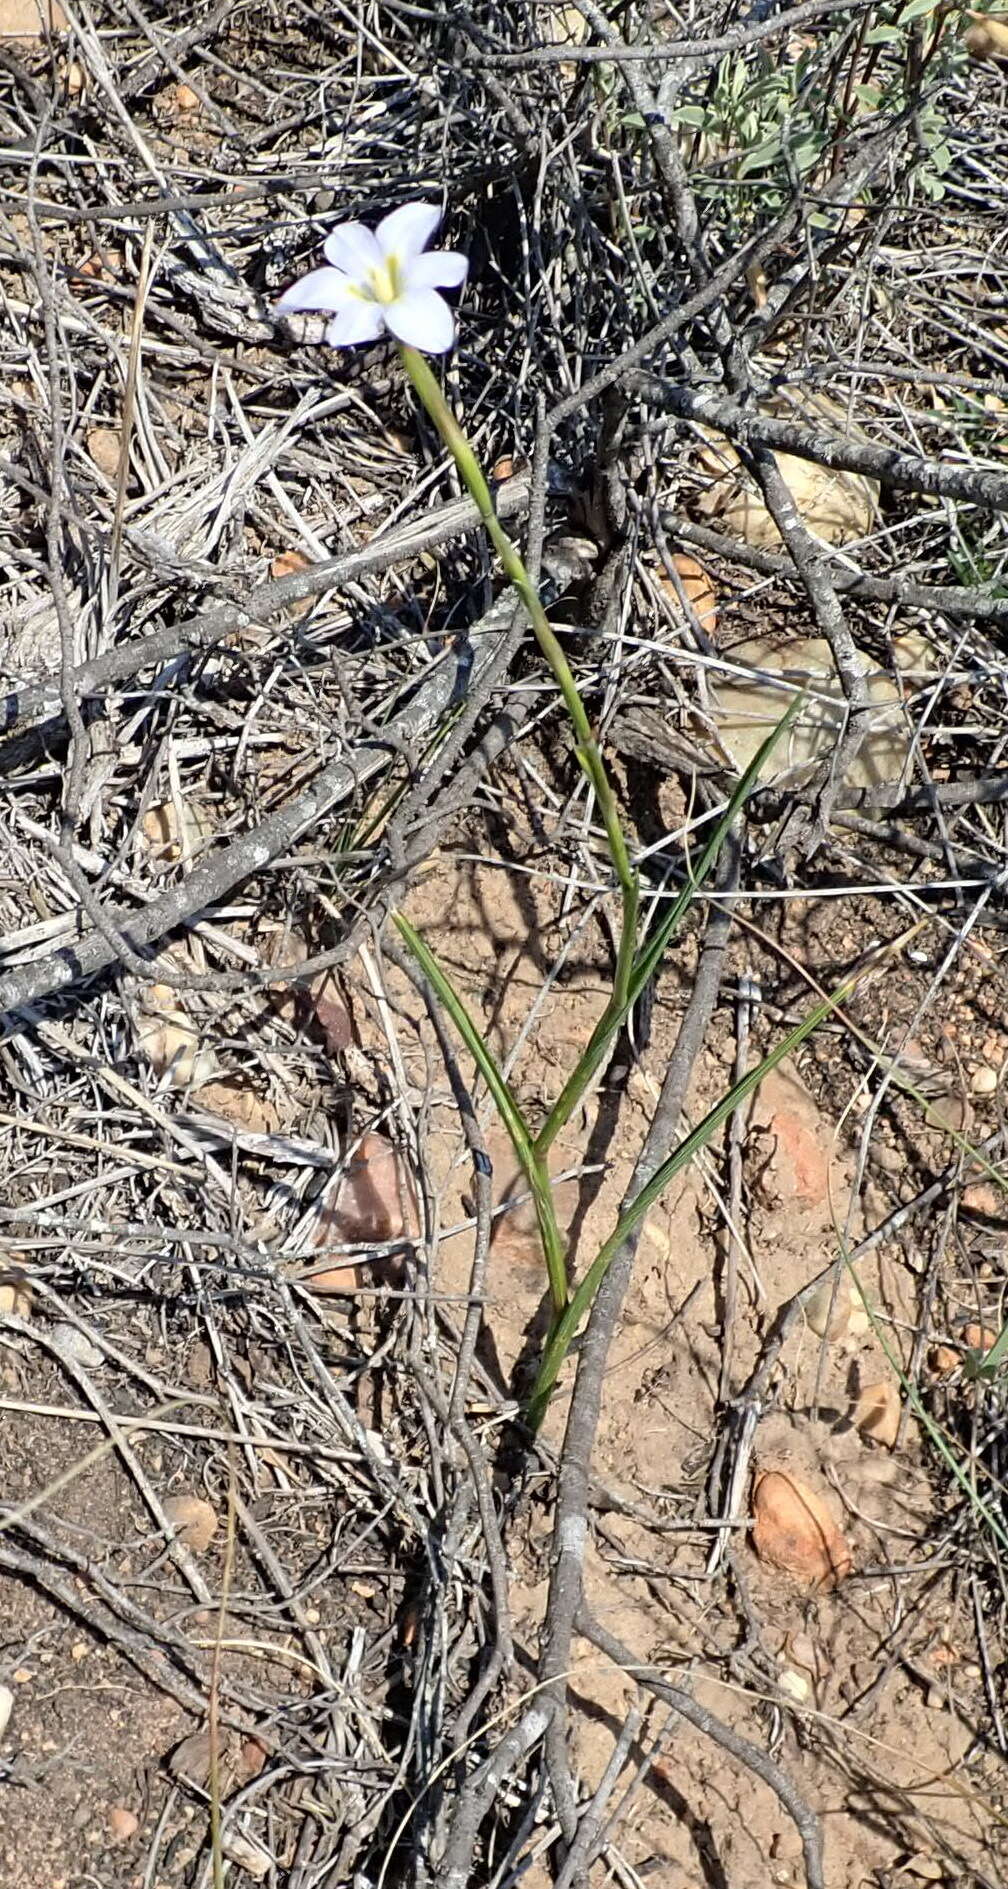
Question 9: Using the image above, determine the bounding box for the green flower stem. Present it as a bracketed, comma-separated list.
[398, 342, 641, 1080]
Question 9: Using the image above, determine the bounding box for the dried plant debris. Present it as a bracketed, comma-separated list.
[0, 4, 1007, 1888]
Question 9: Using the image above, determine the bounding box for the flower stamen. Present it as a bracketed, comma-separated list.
[367, 256, 402, 305]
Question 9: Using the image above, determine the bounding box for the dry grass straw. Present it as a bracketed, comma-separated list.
[0, 2, 1007, 1884]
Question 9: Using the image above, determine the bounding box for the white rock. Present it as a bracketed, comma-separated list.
[0, 1683, 13, 1741]
[805, 1279, 851, 1341]
[778, 1667, 812, 1703]
[709, 631, 935, 791]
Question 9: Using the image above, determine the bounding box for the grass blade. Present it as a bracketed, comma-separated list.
[393, 911, 568, 1313]
[527, 962, 856, 1429]
[534, 693, 804, 1160]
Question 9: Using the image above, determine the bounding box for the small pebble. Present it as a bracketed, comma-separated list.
[86, 426, 121, 478]
[0, 1683, 13, 1740]
[902, 1857, 943, 1883]
[163, 1494, 217, 1554]
[778, 1667, 811, 1703]
[53, 1323, 104, 1370]
[107, 1806, 139, 1843]
[239, 1736, 269, 1781]
[970, 1064, 998, 1097]
[960, 1181, 1002, 1216]
[0, 1274, 32, 1316]
[805, 1278, 851, 1341]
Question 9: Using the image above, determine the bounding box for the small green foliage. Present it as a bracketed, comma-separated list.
[963, 1321, 1008, 1381]
[632, 6, 968, 230]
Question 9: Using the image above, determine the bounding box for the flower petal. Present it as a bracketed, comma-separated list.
[277, 266, 358, 314]
[325, 301, 387, 347]
[377, 202, 442, 263]
[405, 249, 468, 290]
[383, 287, 455, 353]
[323, 221, 382, 276]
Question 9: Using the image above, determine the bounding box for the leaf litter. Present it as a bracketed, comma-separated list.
[0, 4, 1006, 1887]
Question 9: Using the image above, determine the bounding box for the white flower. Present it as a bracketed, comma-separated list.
[276, 202, 467, 354]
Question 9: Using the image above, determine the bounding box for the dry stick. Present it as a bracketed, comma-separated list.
[0, 175, 352, 224]
[440, 1706, 553, 1889]
[117, 0, 231, 99]
[664, 513, 1008, 630]
[381, 935, 516, 1739]
[0, 579, 526, 1020]
[108, 219, 155, 609]
[576, 1611, 826, 1889]
[26, 153, 90, 828]
[535, 834, 740, 1855]
[577, 1, 870, 823]
[656, 385, 1008, 515]
[233, 1490, 335, 1687]
[421, 1104, 516, 1741]
[417, 983, 497, 1427]
[719, 975, 757, 1408]
[479, 0, 871, 65]
[550, 1703, 644, 1889]
[208, 1459, 238, 1889]
[1, 472, 533, 741]
[870, 776, 1008, 815]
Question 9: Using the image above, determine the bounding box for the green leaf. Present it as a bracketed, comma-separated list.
[792, 137, 823, 173]
[628, 694, 802, 1006]
[900, 0, 938, 21]
[393, 912, 569, 1316]
[865, 23, 904, 41]
[974, 1319, 1008, 1375]
[737, 137, 782, 176]
[527, 967, 858, 1429]
[532, 699, 802, 1164]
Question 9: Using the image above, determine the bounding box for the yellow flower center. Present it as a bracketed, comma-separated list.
[365, 253, 403, 306]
